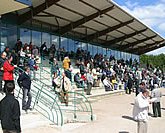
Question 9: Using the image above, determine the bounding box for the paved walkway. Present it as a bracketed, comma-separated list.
[5, 88, 163, 133]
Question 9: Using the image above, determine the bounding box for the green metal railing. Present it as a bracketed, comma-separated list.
[14, 67, 64, 126]
[15, 56, 93, 124]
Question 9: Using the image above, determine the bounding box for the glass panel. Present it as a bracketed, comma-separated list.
[32, 30, 41, 47]
[51, 35, 59, 49]
[82, 42, 87, 51]
[68, 39, 75, 52]
[88, 44, 92, 56]
[111, 50, 115, 57]
[103, 48, 106, 56]
[60, 37, 68, 51]
[20, 28, 31, 44]
[121, 52, 124, 59]
[107, 49, 111, 57]
[7, 25, 17, 49]
[97, 46, 102, 54]
[42, 32, 50, 48]
[0, 27, 8, 52]
[93, 45, 97, 56]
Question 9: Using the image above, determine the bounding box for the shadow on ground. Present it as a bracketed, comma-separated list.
[122, 115, 136, 122]
[119, 131, 129, 133]
[130, 103, 134, 106]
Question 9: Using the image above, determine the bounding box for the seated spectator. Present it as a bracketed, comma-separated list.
[74, 72, 84, 88]
[103, 77, 113, 91]
[111, 75, 118, 90]
[25, 46, 31, 57]
[81, 73, 87, 88]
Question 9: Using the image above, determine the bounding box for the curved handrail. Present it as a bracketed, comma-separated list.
[53, 90, 93, 121]
[68, 91, 93, 120]
[14, 66, 64, 126]
[17, 57, 93, 123]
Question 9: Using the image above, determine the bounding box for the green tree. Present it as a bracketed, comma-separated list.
[140, 54, 165, 71]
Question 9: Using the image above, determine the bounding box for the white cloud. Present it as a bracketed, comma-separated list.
[160, 0, 165, 2]
[125, 1, 138, 9]
[120, 1, 165, 55]
[121, 2, 165, 30]
[158, 23, 165, 31]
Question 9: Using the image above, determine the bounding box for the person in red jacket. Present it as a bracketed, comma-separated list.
[3, 54, 17, 93]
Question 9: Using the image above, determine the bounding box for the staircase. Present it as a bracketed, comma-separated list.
[14, 57, 94, 126]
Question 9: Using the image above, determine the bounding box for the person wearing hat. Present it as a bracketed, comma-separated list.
[151, 84, 162, 117]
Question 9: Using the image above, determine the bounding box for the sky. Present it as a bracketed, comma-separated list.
[113, 0, 165, 55]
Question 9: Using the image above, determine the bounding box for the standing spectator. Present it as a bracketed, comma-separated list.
[133, 89, 150, 133]
[79, 61, 85, 75]
[127, 74, 133, 94]
[86, 69, 93, 95]
[15, 39, 22, 53]
[40, 42, 47, 58]
[151, 84, 162, 117]
[3, 55, 17, 93]
[11, 49, 19, 65]
[60, 72, 71, 106]
[0, 52, 6, 93]
[0, 82, 21, 133]
[18, 48, 26, 73]
[29, 42, 33, 52]
[4, 46, 10, 58]
[17, 66, 32, 111]
[63, 56, 72, 81]
[136, 82, 145, 96]
[28, 55, 36, 80]
[51, 58, 59, 75]
[32, 45, 39, 57]
[135, 76, 140, 96]
[49, 44, 56, 63]
[52, 72, 60, 92]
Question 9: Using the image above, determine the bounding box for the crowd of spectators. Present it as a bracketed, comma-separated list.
[0, 39, 164, 97]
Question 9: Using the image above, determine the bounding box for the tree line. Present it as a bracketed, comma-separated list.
[140, 54, 165, 71]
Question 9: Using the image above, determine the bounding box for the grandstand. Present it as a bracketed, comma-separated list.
[0, 0, 164, 131]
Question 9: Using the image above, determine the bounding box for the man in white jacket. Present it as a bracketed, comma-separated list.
[133, 89, 150, 133]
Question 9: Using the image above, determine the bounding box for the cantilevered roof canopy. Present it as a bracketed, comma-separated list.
[2, 0, 165, 55]
[0, 0, 29, 15]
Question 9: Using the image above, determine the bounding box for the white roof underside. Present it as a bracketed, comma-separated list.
[18, 0, 165, 54]
[0, 0, 28, 15]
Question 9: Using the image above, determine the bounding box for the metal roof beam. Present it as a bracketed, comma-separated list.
[137, 43, 165, 55]
[104, 28, 147, 46]
[83, 19, 134, 41]
[18, 0, 60, 25]
[117, 35, 157, 51]
[57, 5, 114, 35]
[36, 14, 54, 17]
[129, 40, 164, 54]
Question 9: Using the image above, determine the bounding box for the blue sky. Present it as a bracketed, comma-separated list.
[114, 0, 165, 55]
